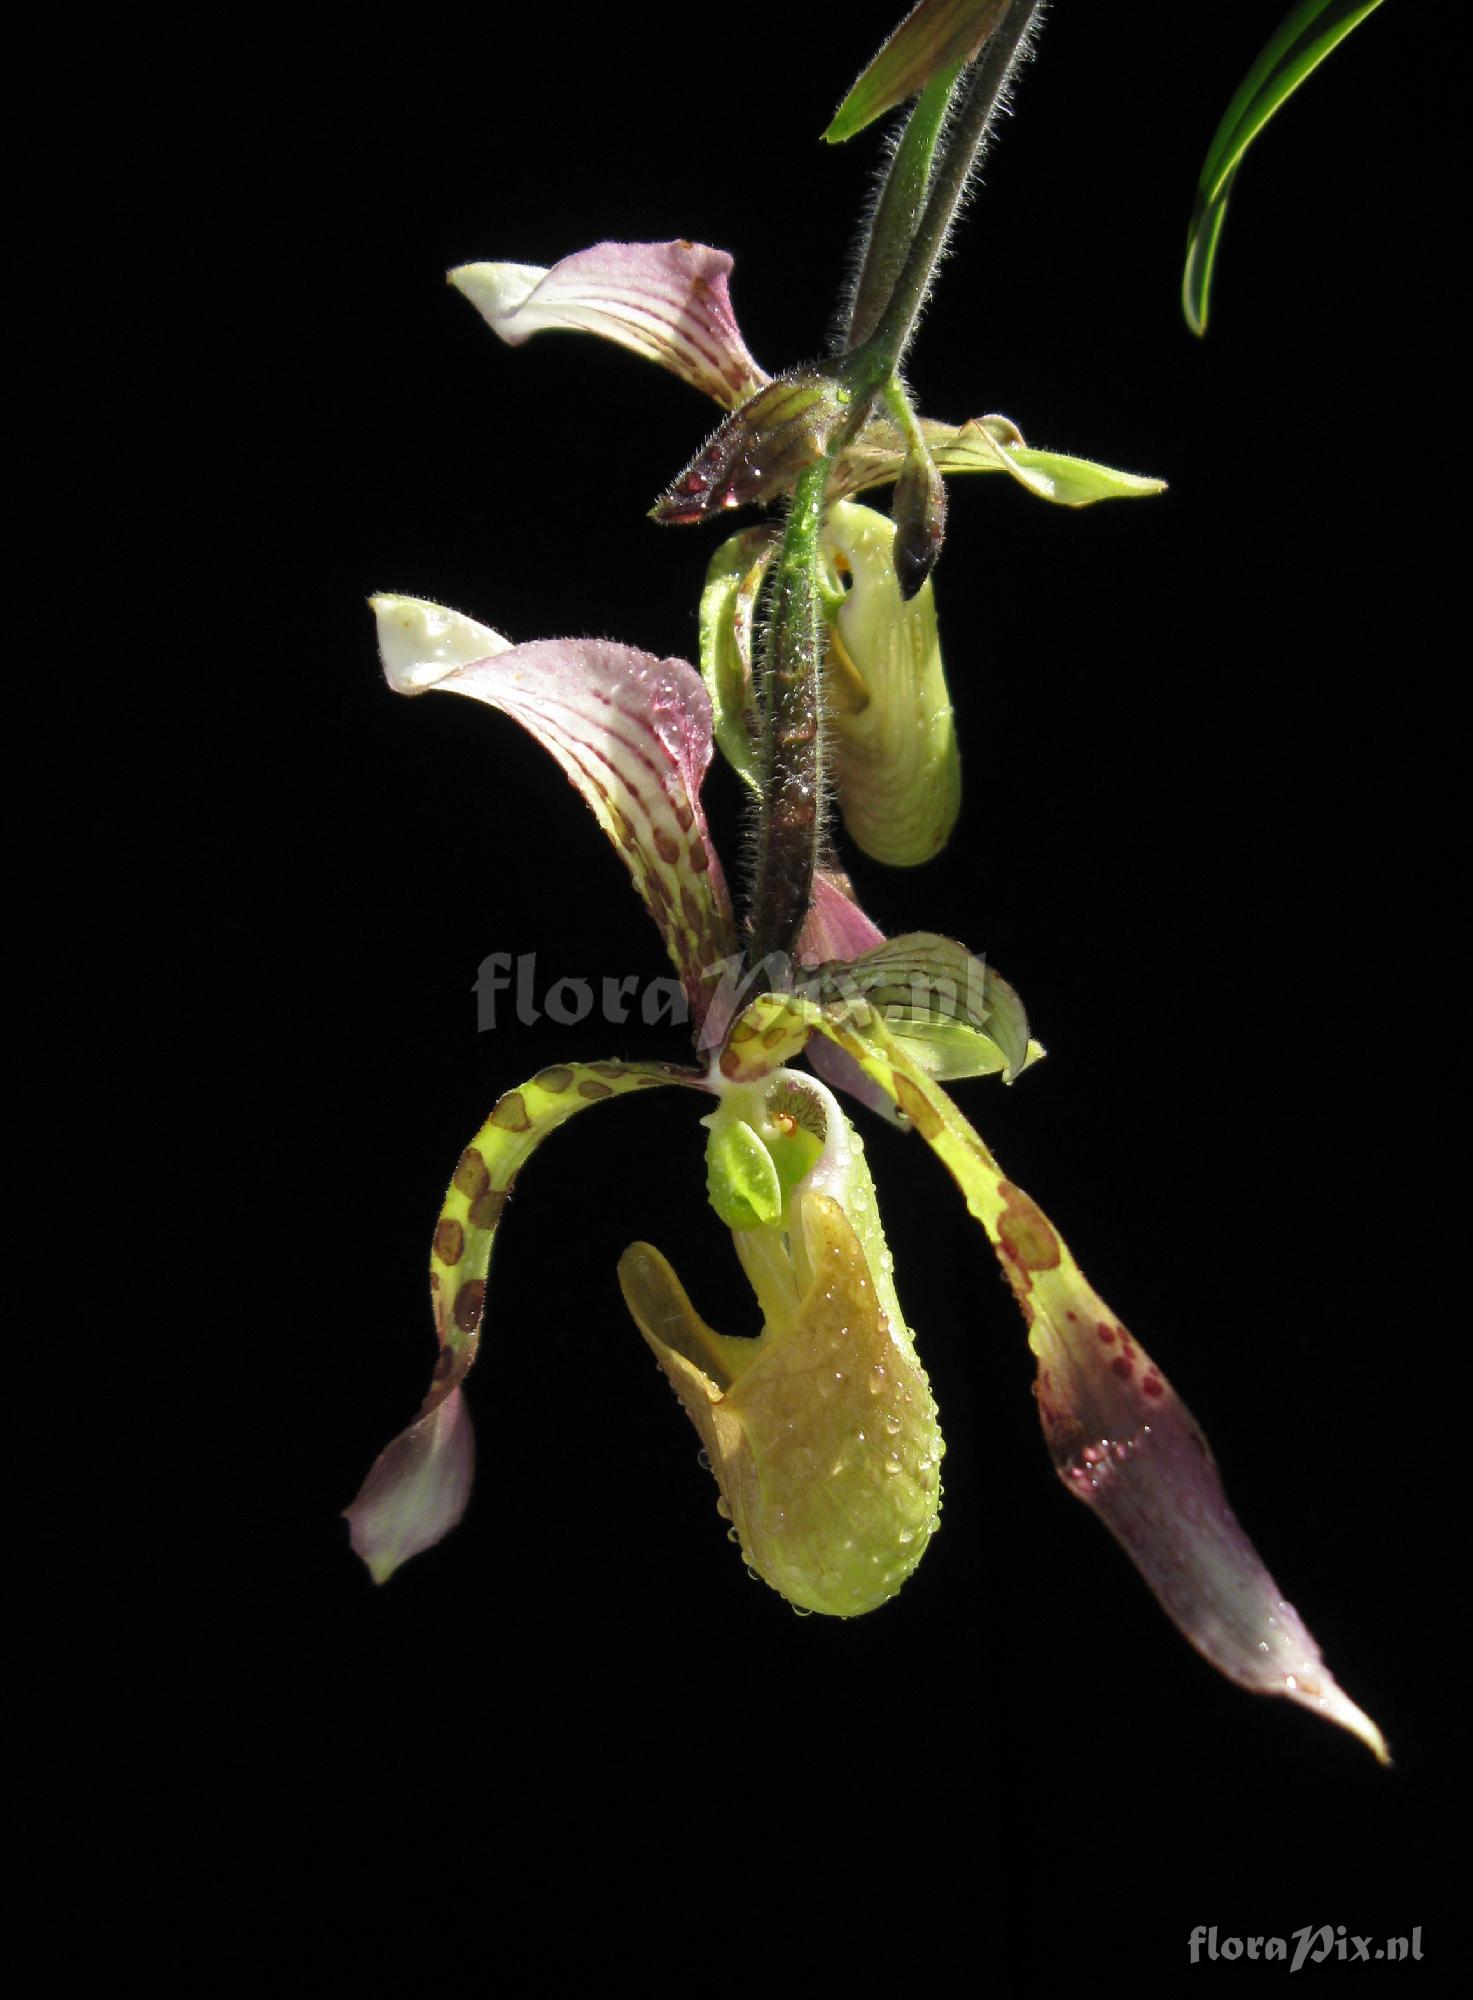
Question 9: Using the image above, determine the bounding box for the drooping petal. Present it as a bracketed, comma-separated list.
[622, 1072, 943, 1615]
[728, 992, 1388, 1759]
[373, 595, 738, 1022]
[345, 1059, 704, 1582]
[821, 500, 961, 866]
[449, 241, 770, 410]
[833, 410, 1166, 508]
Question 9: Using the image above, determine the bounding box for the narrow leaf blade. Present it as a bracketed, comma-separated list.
[1183, 0, 1386, 335]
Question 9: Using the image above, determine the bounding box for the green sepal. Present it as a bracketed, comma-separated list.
[805, 931, 1031, 1082]
[834, 412, 1166, 509]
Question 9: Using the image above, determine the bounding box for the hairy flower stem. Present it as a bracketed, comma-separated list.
[748, 455, 830, 973]
[844, 63, 962, 351]
[745, 2, 1041, 980]
[848, 0, 1042, 391]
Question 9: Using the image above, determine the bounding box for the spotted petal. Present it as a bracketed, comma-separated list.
[373, 595, 738, 1023]
[728, 993, 1388, 1760]
[346, 1059, 704, 1583]
[450, 241, 769, 410]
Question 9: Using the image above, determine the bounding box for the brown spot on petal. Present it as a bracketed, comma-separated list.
[578, 1080, 613, 1101]
[653, 828, 681, 864]
[490, 1091, 532, 1133]
[469, 1186, 507, 1231]
[453, 1280, 486, 1333]
[997, 1183, 1061, 1272]
[688, 837, 711, 873]
[893, 1072, 943, 1138]
[589, 1062, 627, 1078]
[1111, 1355, 1133, 1380]
[536, 1066, 575, 1094]
[611, 806, 638, 851]
[433, 1218, 465, 1267]
[1142, 1373, 1165, 1399]
[1096, 1322, 1115, 1344]
[674, 802, 694, 833]
[453, 1147, 490, 1199]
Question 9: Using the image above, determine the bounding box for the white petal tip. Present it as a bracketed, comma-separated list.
[371, 593, 512, 693]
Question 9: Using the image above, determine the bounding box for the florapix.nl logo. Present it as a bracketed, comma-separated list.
[473, 946, 997, 1052]
[1189, 1927, 1423, 1969]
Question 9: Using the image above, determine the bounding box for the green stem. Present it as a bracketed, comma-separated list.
[844, 62, 963, 351]
[851, 0, 1042, 390]
[744, 2, 1042, 979]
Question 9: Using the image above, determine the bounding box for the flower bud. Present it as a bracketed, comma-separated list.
[823, 500, 961, 865]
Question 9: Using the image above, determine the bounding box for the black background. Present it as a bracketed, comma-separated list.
[27, 0, 1458, 1974]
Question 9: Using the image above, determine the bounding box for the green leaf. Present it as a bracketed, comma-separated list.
[825, 0, 1009, 143]
[1183, 0, 1386, 336]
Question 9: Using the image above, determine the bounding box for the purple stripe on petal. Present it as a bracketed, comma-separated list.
[450, 242, 769, 410]
[372, 599, 737, 1022]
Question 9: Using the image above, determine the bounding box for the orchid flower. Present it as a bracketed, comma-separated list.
[452, 240, 1164, 868]
[352, 4, 1381, 1757]
[349, 590, 1387, 1759]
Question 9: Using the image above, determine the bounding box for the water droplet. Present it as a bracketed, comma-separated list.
[715, 1494, 731, 1519]
[746, 1564, 762, 1582]
[696, 1448, 711, 1471]
[884, 1414, 902, 1436]
[867, 1365, 887, 1396]
[884, 1456, 902, 1476]
[791, 1605, 812, 1619]
[726, 1526, 740, 1543]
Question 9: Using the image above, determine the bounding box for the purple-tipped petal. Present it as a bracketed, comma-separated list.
[1019, 1246, 1389, 1761]
[346, 1060, 703, 1582]
[450, 241, 769, 410]
[374, 595, 737, 1024]
[345, 1387, 475, 1586]
[780, 1009, 1388, 1759]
